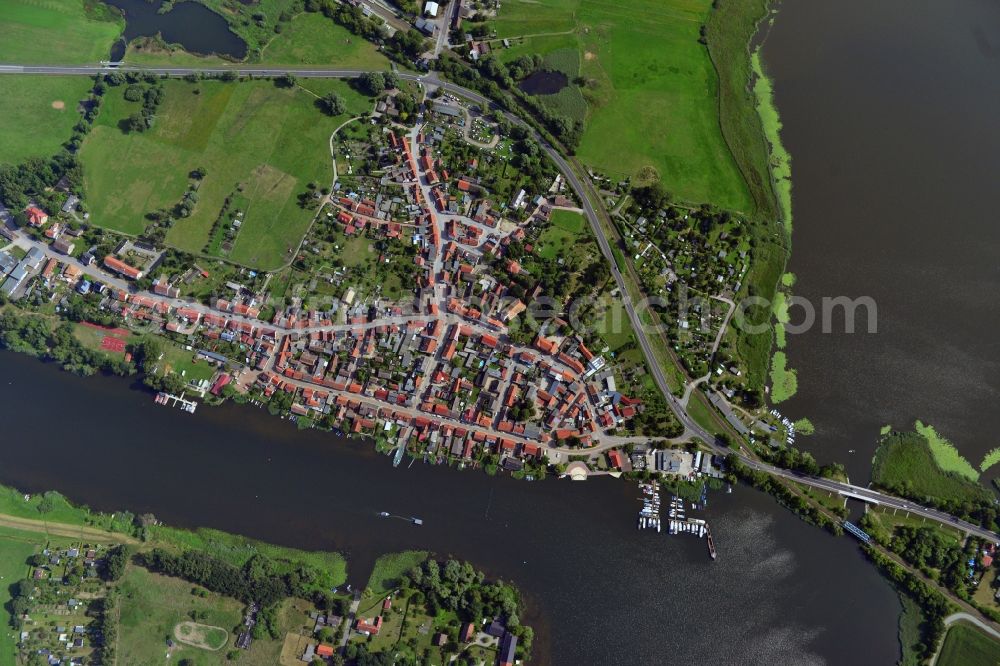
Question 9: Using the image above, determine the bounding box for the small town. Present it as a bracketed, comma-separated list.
[0, 87, 701, 483]
[4, 0, 1000, 664]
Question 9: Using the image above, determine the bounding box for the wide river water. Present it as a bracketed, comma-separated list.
[0, 351, 899, 664]
[763, 0, 1000, 482]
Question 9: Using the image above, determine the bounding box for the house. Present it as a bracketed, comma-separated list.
[414, 17, 436, 35]
[498, 632, 518, 666]
[315, 644, 335, 658]
[434, 632, 448, 646]
[424, 0, 439, 15]
[485, 618, 506, 638]
[25, 206, 48, 227]
[52, 238, 75, 255]
[103, 255, 143, 280]
[355, 616, 383, 635]
[460, 622, 475, 642]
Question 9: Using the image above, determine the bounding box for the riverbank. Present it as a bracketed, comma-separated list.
[0, 501, 534, 665]
[701, 0, 793, 396]
[0, 348, 904, 664]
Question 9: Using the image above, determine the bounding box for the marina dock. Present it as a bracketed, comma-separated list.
[154, 391, 197, 413]
[638, 484, 717, 559]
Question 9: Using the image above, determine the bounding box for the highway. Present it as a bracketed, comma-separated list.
[2, 62, 998, 542]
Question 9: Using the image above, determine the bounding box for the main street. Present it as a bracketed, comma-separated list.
[2, 62, 997, 543]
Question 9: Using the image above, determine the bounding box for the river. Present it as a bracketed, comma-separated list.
[761, 0, 1000, 482]
[0, 351, 899, 663]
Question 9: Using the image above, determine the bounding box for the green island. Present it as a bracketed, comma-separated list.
[0, 485, 531, 666]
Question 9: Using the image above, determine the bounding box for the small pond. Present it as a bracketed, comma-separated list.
[519, 70, 569, 95]
[103, 0, 248, 61]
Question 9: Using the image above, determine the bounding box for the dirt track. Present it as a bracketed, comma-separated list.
[0, 512, 138, 544]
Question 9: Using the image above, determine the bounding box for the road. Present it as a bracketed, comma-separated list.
[3, 62, 998, 543]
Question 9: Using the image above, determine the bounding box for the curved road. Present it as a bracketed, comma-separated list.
[3, 63, 998, 543]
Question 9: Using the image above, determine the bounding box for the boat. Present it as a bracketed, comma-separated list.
[392, 444, 405, 467]
[707, 527, 717, 560]
[378, 512, 390, 518]
[411, 517, 423, 525]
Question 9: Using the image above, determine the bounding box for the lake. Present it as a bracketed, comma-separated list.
[761, 0, 1000, 482]
[103, 0, 247, 61]
[0, 351, 900, 664]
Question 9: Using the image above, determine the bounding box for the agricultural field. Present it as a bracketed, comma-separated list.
[260, 12, 390, 69]
[80, 78, 371, 270]
[0, 76, 95, 164]
[490, 0, 754, 212]
[937, 622, 1000, 666]
[0, 0, 122, 64]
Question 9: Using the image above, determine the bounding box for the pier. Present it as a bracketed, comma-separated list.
[636, 485, 717, 559]
[153, 391, 197, 414]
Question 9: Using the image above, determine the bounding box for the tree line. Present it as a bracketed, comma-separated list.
[137, 548, 322, 610]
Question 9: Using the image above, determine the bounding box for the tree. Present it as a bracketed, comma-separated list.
[102, 545, 131, 582]
[356, 72, 385, 96]
[277, 73, 298, 88]
[319, 92, 347, 116]
[124, 84, 144, 102]
[125, 112, 147, 133]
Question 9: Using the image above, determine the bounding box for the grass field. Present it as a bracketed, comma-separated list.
[706, 0, 781, 222]
[536, 210, 586, 260]
[117, 565, 244, 665]
[260, 12, 390, 69]
[0, 530, 38, 663]
[872, 431, 992, 506]
[80, 78, 370, 270]
[491, 0, 755, 211]
[0, 76, 94, 165]
[363, 551, 428, 599]
[0, 0, 122, 64]
[156, 339, 217, 383]
[937, 622, 1000, 666]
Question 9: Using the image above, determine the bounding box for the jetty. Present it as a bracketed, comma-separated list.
[637, 483, 661, 532]
[154, 391, 197, 414]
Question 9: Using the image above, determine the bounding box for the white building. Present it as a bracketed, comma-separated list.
[424, 1, 439, 16]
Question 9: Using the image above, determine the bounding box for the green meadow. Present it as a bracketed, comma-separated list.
[491, 0, 754, 213]
[937, 623, 1000, 666]
[0, 76, 94, 164]
[80, 78, 370, 270]
[260, 12, 390, 69]
[872, 430, 992, 505]
[0, 530, 37, 663]
[0, 0, 122, 64]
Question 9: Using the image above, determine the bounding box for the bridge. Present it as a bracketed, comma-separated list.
[842, 521, 872, 544]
